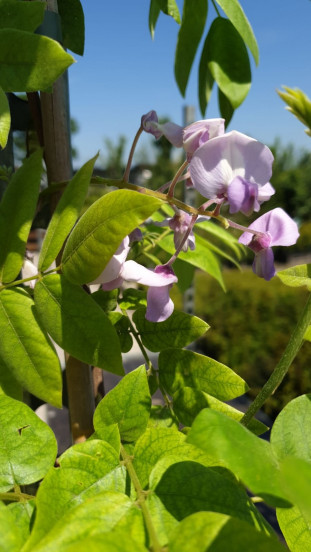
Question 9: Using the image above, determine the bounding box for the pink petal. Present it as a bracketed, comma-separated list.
[120, 261, 177, 287]
[146, 285, 174, 322]
[89, 237, 130, 285]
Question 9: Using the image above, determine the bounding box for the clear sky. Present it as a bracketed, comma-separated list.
[69, 1, 311, 168]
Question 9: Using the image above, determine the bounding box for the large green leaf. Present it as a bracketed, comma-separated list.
[58, 0, 85, 56]
[0, 395, 57, 492]
[271, 395, 311, 551]
[279, 457, 311, 521]
[205, 17, 251, 110]
[0, 0, 45, 32]
[7, 501, 35, 544]
[271, 394, 311, 463]
[0, 29, 74, 92]
[149, 0, 161, 38]
[133, 426, 215, 489]
[0, 85, 10, 148]
[159, 348, 248, 400]
[156, 231, 225, 288]
[34, 274, 123, 375]
[156, 0, 181, 24]
[0, 501, 24, 551]
[174, 0, 207, 96]
[215, 0, 259, 64]
[277, 264, 311, 290]
[148, 460, 272, 545]
[0, 358, 22, 400]
[0, 149, 42, 283]
[0, 287, 62, 406]
[38, 154, 98, 272]
[187, 409, 287, 506]
[173, 387, 267, 435]
[218, 87, 234, 125]
[132, 307, 209, 352]
[39, 532, 148, 552]
[62, 189, 162, 284]
[169, 512, 285, 552]
[29, 492, 145, 552]
[277, 504, 311, 552]
[93, 366, 151, 442]
[23, 439, 121, 550]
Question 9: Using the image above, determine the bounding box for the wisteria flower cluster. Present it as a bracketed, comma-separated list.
[23, 111, 299, 324]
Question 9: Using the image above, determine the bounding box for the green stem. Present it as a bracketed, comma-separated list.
[90, 176, 228, 227]
[0, 491, 35, 502]
[241, 292, 311, 427]
[211, 0, 221, 17]
[120, 444, 163, 552]
[124, 311, 153, 370]
[0, 266, 61, 291]
[167, 160, 188, 199]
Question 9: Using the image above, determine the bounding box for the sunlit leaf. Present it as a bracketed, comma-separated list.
[0, 85, 10, 148]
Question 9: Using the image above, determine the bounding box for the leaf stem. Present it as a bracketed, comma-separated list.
[90, 176, 228, 227]
[241, 292, 311, 427]
[0, 266, 61, 291]
[120, 444, 163, 552]
[167, 160, 189, 199]
[123, 127, 143, 182]
[211, 0, 221, 17]
[0, 491, 35, 502]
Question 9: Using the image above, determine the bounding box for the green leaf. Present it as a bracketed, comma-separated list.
[159, 348, 248, 400]
[91, 423, 121, 455]
[0, 287, 62, 406]
[156, 0, 181, 24]
[187, 409, 287, 506]
[91, 288, 118, 312]
[133, 427, 186, 488]
[173, 387, 267, 435]
[41, 531, 148, 552]
[0, 358, 22, 400]
[218, 87, 234, 125]
[0, 149, 42, 283]
[0, 29, 75, 92]
[0, 395, 57, 492]
[149, 0, 161, 38]
[0, 0, 45, 32]
[156, 231, 225, 288]
[7, 501, 35, 543]
[24, 439, 120, 550]
[149, 461, 272, 544]
[277, 504, 311, 552]
[277, 264, 311, 290]
[132, 307, 209, 352]
[174, 0, 207, 96]
[169, 511, 286, 552]
[38, 154, 98, 272]
[29, 492, 145, 552]
[0, 86, 10, 148]
[0, 501, 24, 551]
[196, 219, 244, 258]
[205, 17, 251, 110]
[277, 86, 311, 137]
[279, 457, 311, 521]
[94, 366, 151, 442]
[271, 394, 311, 463]
[107, 312, 133, 353]
[118, 288, 147, 310]
[198, 34, 215, 115]
[62, 189, 162, 285]
[58, 0, 85, 56]
[214, 0, 259, 65]
[34, 274, 123, 375]
[148, 405, 178, 429]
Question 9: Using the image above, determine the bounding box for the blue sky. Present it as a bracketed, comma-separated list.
[69, 1, 311, 168]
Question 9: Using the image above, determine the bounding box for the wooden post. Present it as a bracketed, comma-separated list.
[38, 0, 95, 443]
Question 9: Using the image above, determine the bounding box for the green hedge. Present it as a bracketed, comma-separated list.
[176, 268, 311, 420]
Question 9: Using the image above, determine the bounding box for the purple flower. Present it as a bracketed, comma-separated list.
[103, 261, 177, 322]
[141, 111, 183, 147]
[183, 118, 225, 159]
[90, 235, 178, 322]
[154, 210, 209, 252]
[189, 131, 274, 215]
[239, 208, 299, 280]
